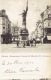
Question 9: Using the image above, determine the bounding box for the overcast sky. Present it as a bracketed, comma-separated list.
[0, 0, 51, 34]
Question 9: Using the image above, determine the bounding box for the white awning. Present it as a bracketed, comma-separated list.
[47, 36, 51, 40]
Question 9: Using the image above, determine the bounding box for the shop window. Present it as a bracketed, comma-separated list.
[47, 28, 51, 33]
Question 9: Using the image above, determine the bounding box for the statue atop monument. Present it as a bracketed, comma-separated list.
[20, 0, 28, 28]
[22, 0, 28, 28]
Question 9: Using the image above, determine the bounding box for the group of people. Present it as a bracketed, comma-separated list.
[17, 41, 26, 48]
[16, 39, 36, 48]
[30, 39, 36, 46]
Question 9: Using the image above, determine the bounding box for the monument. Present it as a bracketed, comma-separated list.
[20, 0, 29, 45]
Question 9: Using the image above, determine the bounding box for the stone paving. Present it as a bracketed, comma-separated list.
[1, 44, 51, 53]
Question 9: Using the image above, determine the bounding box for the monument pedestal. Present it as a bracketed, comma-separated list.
[20, 28, 29, 44]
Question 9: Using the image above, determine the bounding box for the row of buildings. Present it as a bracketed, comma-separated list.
[31, 5, 51, 43]
[0, 5, 51, 44]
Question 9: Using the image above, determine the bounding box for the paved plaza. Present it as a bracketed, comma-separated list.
[1, 44, 51, 53]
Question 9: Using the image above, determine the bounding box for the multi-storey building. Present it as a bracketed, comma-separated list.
[41, 5, 51, 43]
[30, 20, 43, 43]
[36, 20, 43, 38]
[0, 9, 12, 43]
[31, 28, 38, 40]
[11, 26, 20, 42]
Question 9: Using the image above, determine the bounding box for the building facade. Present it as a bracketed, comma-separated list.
[30, 20, 43, 43]
[0, 9, 12, 43]
[31, 28, 38, 40]
[11, 26, 21, 42]
[36, 20, 43, 38]
[41, 5, 51, 43]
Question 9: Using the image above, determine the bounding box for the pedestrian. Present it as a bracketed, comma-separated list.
[33, 38, 36, 46]
[23, 42, 25, 48]
[35, 39, 36, 46]
[30, 39, 33, 47]
[17, 40, 19, 47]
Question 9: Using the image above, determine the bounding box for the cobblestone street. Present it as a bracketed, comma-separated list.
[1, 44, 51, 53]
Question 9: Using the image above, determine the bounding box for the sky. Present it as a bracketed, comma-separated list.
[0, 0, 51, 34]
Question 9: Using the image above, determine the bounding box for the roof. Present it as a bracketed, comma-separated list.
[41, 5, 51, 17]
[0, 9, 9, 20]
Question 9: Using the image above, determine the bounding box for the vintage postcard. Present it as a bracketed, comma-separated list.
[0, 0, 51, 79]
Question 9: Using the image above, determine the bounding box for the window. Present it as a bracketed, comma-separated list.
[48, 14, 51, 18]
[47, 28, 51, 33]
[3, 31, 5, 34]
[39, 26, 41, 28]
[2, 17, 5, 24]
[3, 27, 5, 29]
[48, 22, 50, 26]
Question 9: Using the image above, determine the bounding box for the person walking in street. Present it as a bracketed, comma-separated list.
[23, 41, 25, 48]
[30, 39, 33, 47]
[33, 38, 36, 46]
[17, 40, 19, 47]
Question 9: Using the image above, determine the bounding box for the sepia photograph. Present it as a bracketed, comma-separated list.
[0, 0, 51, 53]
[0, 0, 51, 79]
